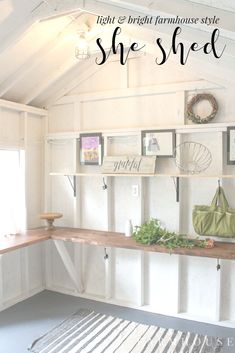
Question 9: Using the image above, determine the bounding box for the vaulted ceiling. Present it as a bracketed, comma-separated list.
[0, 0, 234, 108]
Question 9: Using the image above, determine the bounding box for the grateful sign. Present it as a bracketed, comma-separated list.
[102, 155, 156, 174]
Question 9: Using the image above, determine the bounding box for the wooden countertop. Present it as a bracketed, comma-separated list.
[1, 227, 235, 260]
[0, 228, 50, 254]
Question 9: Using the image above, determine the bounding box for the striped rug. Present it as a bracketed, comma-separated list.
[29, 309, 224, 353]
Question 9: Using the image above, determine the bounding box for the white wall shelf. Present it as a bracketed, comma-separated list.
[50, 172, 235, 178]
[46, 121, 235, 141]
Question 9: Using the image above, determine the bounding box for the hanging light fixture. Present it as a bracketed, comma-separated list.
[75, 32, 90, 60]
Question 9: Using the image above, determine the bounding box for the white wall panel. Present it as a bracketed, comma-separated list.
[51, 176, 74, 226]
[82, 245, 105, 297]
[81, 93, 178, 131]
[0, 108, 20, 147]
[113, 176, 141, 232]
[28, 244, 43, 290]
[49, 139, 76, 173]
[114, 248, 140, 304]
[70, 61, 128, 94]
[180, 256, 217, 319]
[128, 55, 199, 87]
[2, 251, 22, 302]
[220, 260, 235, 321]
[49, 104, 75, 133]
[145, 253, 180, 314]
[80, 176, 107, 230]
[147, 177, 179, 232]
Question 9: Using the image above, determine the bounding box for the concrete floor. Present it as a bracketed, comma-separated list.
[0, 290, 234, 353]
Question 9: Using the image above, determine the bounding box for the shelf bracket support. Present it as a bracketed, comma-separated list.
[102, 177, 108, 190]
[66, 175, 76, 197]
[53, 240, 84, 293]
[217, 258, 221, 271]
[172, 176, 180, 202]
[104, 247, 109, 260]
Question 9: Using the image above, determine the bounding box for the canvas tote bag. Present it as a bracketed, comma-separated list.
[193, 186, 235, 237]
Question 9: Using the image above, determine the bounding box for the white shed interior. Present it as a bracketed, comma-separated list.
[0, 1, 235, 352]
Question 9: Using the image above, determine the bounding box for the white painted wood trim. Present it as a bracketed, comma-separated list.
[54, 240, 83, 292]
[45, 241, 53, 288]
[215, 259, 222, 321]
[46, 284, 235, 328]
[103, 136, 114, 300]
[0, 98, 47, 116]
[0, 286, 44, 313]
[104, 247, 112, 300]
[74, 243, 84, 293]
[175, 91, 186, 125]
[46, 121, 235, 140]
[22, 111, 29, 228]
[138, 251, 145, 307]
[49, 172, 235, 179]
[20, 248, 30, 296]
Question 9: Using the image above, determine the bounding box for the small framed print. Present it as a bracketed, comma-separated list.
[79, 133, 103, 165]
[227, 127, 235, 165]
[141, 129, 176, 157]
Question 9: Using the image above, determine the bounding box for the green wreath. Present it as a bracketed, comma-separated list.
[187, 93, 218, 124]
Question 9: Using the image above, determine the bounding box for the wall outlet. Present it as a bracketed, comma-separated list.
[132, 184, 139, 197]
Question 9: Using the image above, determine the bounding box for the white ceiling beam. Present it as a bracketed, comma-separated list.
[0, 98, 47, 116]
[0, 36, 64, 97]
[0, 14, 82, 97]
[186, 0, 235, 13]
[0, 16, 35, 55]
[31, 0, 85, 21]
[21, 56, 81, 105]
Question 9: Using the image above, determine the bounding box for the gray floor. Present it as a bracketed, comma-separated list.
[0, 290, 234, 353]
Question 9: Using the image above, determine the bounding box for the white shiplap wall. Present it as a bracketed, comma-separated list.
[45, 55, 235, 327]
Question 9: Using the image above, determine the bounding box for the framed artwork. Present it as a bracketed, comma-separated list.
[141, 129, 176, 157]
[227, 127, 235, 165]
[79, 133, 103, 165]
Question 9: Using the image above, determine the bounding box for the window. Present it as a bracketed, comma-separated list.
[0, 150, 26, 237]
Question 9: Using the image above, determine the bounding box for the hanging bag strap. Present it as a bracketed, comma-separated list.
[211, 186, 229, 211]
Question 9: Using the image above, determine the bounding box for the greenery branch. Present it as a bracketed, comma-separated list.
[132, 218, 213, 249]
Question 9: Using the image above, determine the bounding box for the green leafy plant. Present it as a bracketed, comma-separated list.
[132, 218, 212, 249]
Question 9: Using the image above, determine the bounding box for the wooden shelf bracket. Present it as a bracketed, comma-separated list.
[53, 240, 84, 293]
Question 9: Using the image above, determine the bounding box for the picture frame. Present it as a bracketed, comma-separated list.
[227, 127, 235, 165]
[79, 133, 103, 165]
[141, 129, 176, 157]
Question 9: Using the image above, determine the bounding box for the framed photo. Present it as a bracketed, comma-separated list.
[227, 127, 235, 165]
[79, 133, 103, 165]
[141, 129, 176, 157]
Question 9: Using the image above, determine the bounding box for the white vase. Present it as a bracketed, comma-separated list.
[125, 219, 133, 237]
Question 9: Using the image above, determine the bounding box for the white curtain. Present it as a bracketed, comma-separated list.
[0, 149, 26, 236]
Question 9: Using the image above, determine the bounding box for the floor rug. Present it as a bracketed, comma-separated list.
[29, 309, 224, 353]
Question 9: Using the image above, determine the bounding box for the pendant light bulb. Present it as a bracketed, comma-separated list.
[75, 32, 90, 60]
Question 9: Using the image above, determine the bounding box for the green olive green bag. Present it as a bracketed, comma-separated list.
[193, 186, 235, 237]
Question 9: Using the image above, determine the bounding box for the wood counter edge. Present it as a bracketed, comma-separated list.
[1, 227, 235, 260]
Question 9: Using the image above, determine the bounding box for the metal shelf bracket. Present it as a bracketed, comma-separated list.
[172, 176, 180, 202]
[66, 175, 76, 197]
